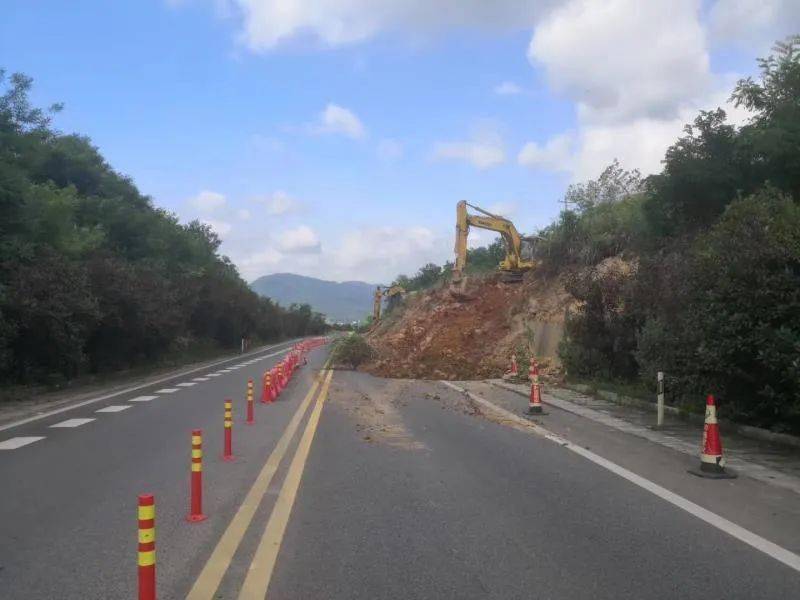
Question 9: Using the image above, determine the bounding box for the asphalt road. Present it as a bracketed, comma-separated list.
[1, 358, 799, 599]
[0, 338, 325, 599]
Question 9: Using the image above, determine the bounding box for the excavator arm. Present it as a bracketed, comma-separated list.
[453, 200, 535, 281]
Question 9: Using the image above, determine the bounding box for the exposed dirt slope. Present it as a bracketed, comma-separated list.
[364, 270, 577, 380]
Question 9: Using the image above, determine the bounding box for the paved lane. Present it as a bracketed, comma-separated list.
[3, 362, 799, 599]
[267, 372, 800, 600]
[0, 339, 329, 599]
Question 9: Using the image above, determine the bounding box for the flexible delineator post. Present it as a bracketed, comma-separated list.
[138, 494, 156, 600]
[187, 429, 207, 522]
[223, 400, 234, 461]
[246, 379, 255, 425]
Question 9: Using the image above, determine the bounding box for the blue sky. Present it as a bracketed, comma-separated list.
[2, 1, 798, 283]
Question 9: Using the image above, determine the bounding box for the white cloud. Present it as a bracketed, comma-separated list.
[433, 124, 506, 170]
[494, 81, 522, 95]
[529, 0, 711, 124]
[570, 87, 754, 181]
[236, 208, 251, 221]
[227, 1, 555, 51]
[330, 225, 449, 282]
[518, 0, 761, 182]
[239, 247, 283, 279]
[709, 0, 800, 49]
[433, 141, 505, 170]
[254, 191, 302, 216]
[278, 225, 321, 253]
[200, 218, 233, 237]
[377, 138, 403, 161]
[518, 133, 573, 172]
[310, 103, 366, 139]
[189, 190, 226, 212]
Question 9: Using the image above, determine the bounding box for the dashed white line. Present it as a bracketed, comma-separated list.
[156, 388, 179, 394]
[207, 373, 222, 377]
[177, 382, 197, 387]
[130, 395, 158, 402]
[0, 338, 301, 434]
[192, 377, 209, 382]
[50, 418, 95, 428]
[95, 405, 131, 413]
[0, 437, 46, 450]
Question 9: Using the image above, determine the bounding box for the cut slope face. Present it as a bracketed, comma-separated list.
[364, 271, 576, 380]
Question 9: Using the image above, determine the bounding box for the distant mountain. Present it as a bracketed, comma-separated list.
[250, 273, 377, 323]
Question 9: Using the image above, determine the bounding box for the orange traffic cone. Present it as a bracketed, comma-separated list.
[527, 359, 546, 415]
[688, 394, 736, 479]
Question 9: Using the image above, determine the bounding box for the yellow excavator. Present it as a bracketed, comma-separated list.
[452, 200, 536, 282]
[372, 284, 406, 322]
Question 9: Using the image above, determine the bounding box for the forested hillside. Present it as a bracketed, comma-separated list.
[386, 38, 800, 433]
[0, 71, 326, 386]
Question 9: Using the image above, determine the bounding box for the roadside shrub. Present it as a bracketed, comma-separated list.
[332, 334, 373, 369]
[685, 189, 800, 430]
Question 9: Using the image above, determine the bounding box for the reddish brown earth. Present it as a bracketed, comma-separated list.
[363, 271, 577, 380]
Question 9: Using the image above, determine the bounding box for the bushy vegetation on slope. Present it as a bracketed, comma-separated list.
[550, 38, 800, 432]
[0, 71, 326, 386]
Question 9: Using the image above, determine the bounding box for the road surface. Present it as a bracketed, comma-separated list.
[1, 344, 799, 599]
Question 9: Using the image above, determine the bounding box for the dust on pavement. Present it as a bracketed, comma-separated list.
[329, 373, 426, 450]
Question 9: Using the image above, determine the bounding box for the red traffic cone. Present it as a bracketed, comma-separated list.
[688, 394, 736, 479]
[527, 359, 546, 415]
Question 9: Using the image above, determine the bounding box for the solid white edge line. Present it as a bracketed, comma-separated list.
[440, 381, 800, 574]
[0, 338, 303, 433]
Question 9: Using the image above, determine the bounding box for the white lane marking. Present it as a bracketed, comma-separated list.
[441, 382, 800, 575]
[192, 377, 209, 382]
[207, 373, 221, 377]
[177, 382, 197, 387]
[0, 436, 46, 450]
[0, 338, 302, 433]
[156, 388, 179, 394]
[219, 370, 232, 373]
[130, 395, 158, 402]
[50, 418, 95, 428]
[95, 405, 131, 413]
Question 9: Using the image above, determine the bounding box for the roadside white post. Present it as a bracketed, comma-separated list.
[657, 371, 665, 428]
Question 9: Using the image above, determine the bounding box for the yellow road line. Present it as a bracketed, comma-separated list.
[186, 369, 327, 600]
[238, 369, 334, 599]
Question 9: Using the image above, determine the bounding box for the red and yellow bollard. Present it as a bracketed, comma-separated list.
[246, 379, 255, 425]
[187, 429, 207, 522]
[223, 399, 234, 461]
[138, 494, 156, 600]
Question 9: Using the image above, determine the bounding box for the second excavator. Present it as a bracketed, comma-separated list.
[452, 200, 536, 282]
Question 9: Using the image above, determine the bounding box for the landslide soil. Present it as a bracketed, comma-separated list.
[363, 270, 577, 380]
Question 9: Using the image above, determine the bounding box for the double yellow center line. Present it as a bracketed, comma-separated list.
[187, 368, 334, 600]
